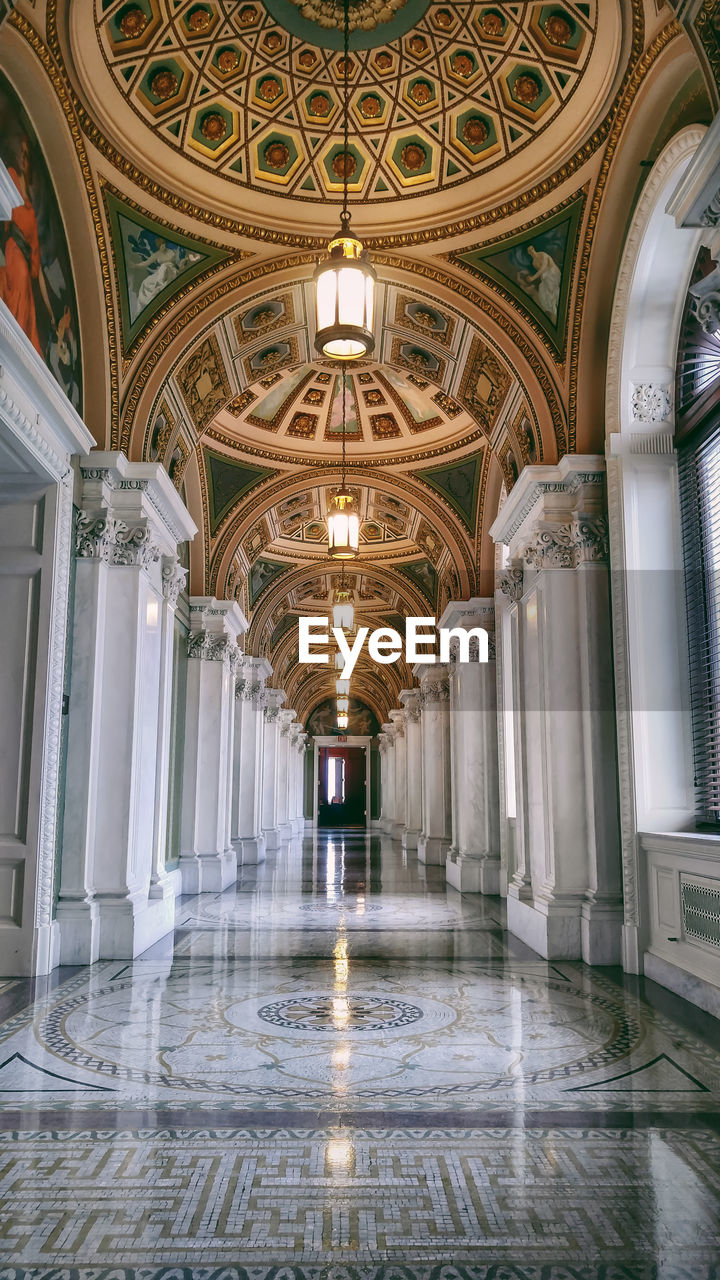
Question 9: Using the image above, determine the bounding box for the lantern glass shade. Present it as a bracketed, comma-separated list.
[327, 489, 360, 559]
[336, 677, 350, 695]
[314, 235, 376, 361]
[334, 651, 345, 670]
[333, 591, 354, 631]
[337, 696, 349, 713]
[337, 712, 349, 730]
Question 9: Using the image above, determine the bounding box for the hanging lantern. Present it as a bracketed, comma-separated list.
[334, 651, 345, 670]
[333, 587, 354, 631]
[336, 677, 350, 696]
[327, 487, 359, 559]
[337, 696, 349, 713]
[314, 227, 376, 361]
[337, 711, 349, 730]
[313, 0, 375, 361]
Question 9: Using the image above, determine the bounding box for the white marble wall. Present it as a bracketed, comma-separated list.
[179, 597, 247, 894]
[57, 454, 196, 962]
[491, 457, 623, 962]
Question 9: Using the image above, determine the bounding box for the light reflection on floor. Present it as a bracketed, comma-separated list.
[1, 830, 719, 1277]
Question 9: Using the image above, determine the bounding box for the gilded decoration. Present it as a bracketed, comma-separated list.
[457, 336, 512, 432]
[177, 333, 232, 429]
[91, 0, 600, 207]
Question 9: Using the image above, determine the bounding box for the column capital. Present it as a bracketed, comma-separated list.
[263, 688, 286, 722]
[522, 514, 609, 570]
[489, 454, 606, 561]
[399, 688, 421, 722]
[78, 451, 197, 552]
[187, 596, 247, 643]
[161, 556, 187, 608]
[498, 567, 524, 603]
[389, 709, 406, 736]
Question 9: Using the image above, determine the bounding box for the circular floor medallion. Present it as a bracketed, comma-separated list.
[256, 994, 424, 1031]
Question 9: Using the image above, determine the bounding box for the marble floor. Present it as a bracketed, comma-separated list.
[2, 831, 720, 1279]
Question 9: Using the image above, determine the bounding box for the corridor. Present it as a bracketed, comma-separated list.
[1, 833, 720, 1276]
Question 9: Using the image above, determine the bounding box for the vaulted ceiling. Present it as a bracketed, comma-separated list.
[2, 0, 716, 725]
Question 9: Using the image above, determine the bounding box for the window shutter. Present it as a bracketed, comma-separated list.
[679, 423, 720, 823]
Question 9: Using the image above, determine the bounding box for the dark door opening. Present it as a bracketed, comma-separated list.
[318, 746, 367, 827]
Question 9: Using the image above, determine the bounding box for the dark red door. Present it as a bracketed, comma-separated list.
[318, 746, 366, 827]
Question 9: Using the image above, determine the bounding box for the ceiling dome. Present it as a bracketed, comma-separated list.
[71, 0, 621, 238]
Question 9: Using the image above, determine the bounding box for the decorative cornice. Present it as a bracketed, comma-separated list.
[523, 515, 609, 570]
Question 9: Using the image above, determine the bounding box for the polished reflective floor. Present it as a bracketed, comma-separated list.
[2, 831, 720, 1278]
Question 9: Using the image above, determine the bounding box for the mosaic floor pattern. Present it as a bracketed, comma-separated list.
[1, 831, 720, 1278]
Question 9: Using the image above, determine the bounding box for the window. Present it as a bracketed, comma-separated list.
[677, 249, 720, 824]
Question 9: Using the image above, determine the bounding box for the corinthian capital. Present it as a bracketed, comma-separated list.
[187, 631, 236, 663]
[162, 556, 187, 608]
[498, 568, 524, 602]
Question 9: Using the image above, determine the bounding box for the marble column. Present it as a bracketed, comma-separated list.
[415, 664, 452, 865]
[377, 733, 389, 830]
[262, 689, 286, 851]
[276, 709, 296, 840]
[291, 730, 307, 832]
[399, 689, 422, 850]
[380, 723, 397, 834]
[180, 597, 247, 893]
[442, 599, 501, 896]
[231, 656, 272, 864]
[389, 709, 407, 837]
[490, 456, 623, 962]
[57, 453, 197, 962]
[150, 556, 188, 904]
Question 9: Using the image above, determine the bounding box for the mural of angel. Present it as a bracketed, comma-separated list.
[127, 230, 201, 318]
[519, 244, 562, 324]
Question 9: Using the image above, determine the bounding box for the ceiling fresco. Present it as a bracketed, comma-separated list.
[2, 0, 708, 724]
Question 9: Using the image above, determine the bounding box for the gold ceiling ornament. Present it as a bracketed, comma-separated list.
[314, 0, 375, 361]
[289, 0, 409, 32]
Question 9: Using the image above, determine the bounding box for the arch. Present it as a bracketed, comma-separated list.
[604, 123, 707, 973]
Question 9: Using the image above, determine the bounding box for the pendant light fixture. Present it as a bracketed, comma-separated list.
[336, 677, 350, 696]
[337, 712, 349, 730]
[337, 696, 349, 713]
[333, 566, 355, 630]
[327, 364, 360, 558]
[314, 0, 375, 361]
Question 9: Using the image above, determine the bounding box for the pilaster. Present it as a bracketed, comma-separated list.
[262, 689, 286, 850]
[232, 656, 272, 864]
[380, 723, 397, 834]
[399, 690, 422, 849]
[441, 599, 501, 896]
[491, 457, 623, 961]
[179, 596, 247, 893]
[414, 663, 452, 865]
[389, 709, 407, 835]
[57, 453, 197, 961]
